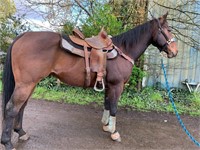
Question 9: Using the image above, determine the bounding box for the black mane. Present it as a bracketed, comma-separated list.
[112, 20, 154, 51]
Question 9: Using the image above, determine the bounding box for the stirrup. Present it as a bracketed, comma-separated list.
[94, 78, 105, 92]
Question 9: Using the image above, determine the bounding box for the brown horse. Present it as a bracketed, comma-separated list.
[1, 13, 178, 150]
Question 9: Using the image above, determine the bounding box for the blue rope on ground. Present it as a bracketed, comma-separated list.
[161, 58, 200, 147]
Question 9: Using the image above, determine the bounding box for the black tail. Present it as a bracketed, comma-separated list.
[2, 45, 15, 117]
[2, 44, 15, 119]
[2, 34, 25, 119]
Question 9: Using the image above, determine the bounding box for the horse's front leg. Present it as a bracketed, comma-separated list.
[101, 92, 110, 125]
[101, 83, 123, 142]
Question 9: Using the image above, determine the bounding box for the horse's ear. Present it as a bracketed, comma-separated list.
[159, 11, 168, 25]
[163, 11, 168, 20]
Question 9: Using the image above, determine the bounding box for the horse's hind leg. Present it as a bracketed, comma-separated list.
[1, 83, 35, 150]
[14, 101, 29, 140]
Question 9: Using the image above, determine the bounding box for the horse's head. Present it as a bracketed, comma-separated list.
[152, 12, 178, 58]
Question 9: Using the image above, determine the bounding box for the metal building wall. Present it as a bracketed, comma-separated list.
[143, 0, 200, 91]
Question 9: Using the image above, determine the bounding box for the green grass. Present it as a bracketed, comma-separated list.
[31, 84, 200, 116]
[119, 87, 200, 116]
[0, 76, 200, 116]
[32, 85, 104, 105]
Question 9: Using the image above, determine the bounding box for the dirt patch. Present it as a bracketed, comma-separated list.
[0, 99, 200, 150]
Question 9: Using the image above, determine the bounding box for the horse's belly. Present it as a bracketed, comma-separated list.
[58, 71, 96, 87]
[53, 58, 96, 87]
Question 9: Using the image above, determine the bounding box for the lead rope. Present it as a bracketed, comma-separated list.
[161, 58, 200, 147]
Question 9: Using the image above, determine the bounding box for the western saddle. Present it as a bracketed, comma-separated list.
[69, 28, 113, 91]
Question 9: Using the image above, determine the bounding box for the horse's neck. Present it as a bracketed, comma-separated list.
[128, 33, 152, 61]
[113, 22, 155, 62]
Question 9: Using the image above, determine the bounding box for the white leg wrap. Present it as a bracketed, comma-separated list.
[103, 116, 116, 133]
[101, 109, 110, 125]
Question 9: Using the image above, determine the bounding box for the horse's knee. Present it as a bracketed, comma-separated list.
[104, 97, 110, 110]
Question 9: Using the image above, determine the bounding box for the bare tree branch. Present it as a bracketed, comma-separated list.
[74, 0, 91, 17]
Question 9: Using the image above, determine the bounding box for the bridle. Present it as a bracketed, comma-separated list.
[155, 18, 176, 52]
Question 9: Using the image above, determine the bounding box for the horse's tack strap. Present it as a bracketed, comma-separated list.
[84, 45, 91, 87]
[114, 46, 134, 65]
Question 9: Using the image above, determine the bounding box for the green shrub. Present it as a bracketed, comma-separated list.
[38, 76, 57, 89]
[127, 66, 146, 91]
[81, 3, 123, 37]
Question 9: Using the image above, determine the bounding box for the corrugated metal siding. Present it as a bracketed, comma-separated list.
[143, 0, 200, 91]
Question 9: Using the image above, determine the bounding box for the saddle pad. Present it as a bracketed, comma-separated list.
[60, 37, 118, 59]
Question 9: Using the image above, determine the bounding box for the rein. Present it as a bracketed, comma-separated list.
[161, 58, 200, 147]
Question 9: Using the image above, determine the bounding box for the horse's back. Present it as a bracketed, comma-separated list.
[13, 31, 60, 52]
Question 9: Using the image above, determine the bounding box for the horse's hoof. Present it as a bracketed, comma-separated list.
[103, 125, 110, 132]
[111, 131, 121, 142]
[19, 133, 30, 141]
